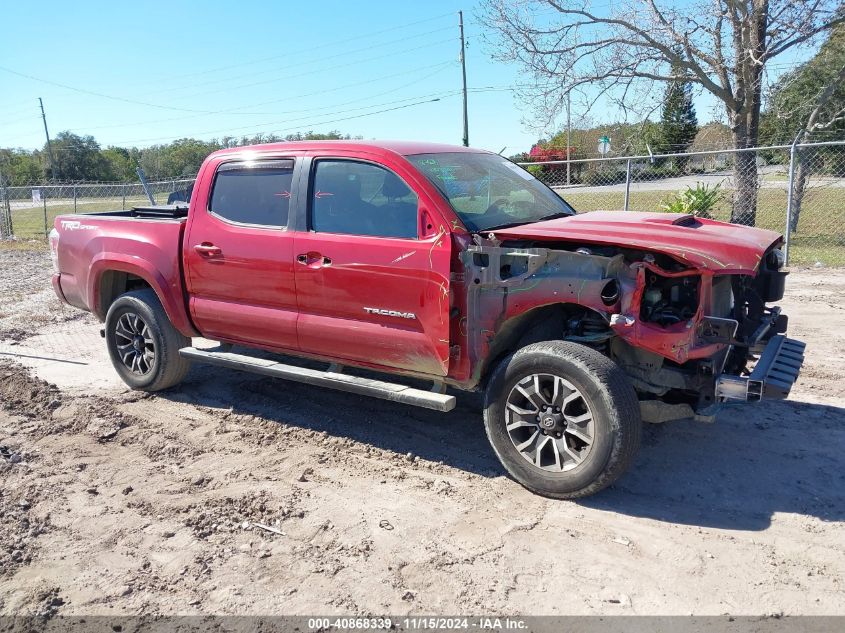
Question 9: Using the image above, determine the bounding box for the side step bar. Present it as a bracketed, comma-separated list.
[179, 347, 456, 412]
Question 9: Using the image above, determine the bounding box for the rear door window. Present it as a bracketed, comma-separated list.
[310, 160, 418, 238]
[209, 159, 295, 227]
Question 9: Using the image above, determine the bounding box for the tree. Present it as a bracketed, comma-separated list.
[690, 122, 732, 152]
[544, 120, 662, 157]
[480, 0, 844, 225]
[760, 19, 845, 231]
[138, 138, 221, 179]
[101, 147, 136, 182]
[761, 21, 845, 145]
[0, 149, 44, 184]
[283, 130, 356, 141]
[1, 129, 364, 183]
[656, 62, 698, 158]
[50, 132, 109, 181]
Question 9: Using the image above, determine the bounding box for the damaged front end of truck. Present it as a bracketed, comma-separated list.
[461, 212, 805, 423]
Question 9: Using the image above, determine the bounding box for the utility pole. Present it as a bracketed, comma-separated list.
[39, 98, 58, 181]
[566, 92, 571, 186]
[459, 10, 469, 147]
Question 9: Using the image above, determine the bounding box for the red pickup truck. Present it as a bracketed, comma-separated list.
[50, 140, 804, 499]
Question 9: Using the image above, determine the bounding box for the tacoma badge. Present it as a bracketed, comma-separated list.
[363, 307, 417, 319]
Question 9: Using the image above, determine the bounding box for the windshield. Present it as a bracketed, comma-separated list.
[406, 152, 575, 232]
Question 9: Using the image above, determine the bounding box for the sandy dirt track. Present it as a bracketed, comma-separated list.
[0, 249, 843, 616]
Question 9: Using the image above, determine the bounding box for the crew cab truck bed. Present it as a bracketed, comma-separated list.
[50, 140, 805, 499]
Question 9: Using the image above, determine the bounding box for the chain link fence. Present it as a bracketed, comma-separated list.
[520, 140, 845, 266]
[0, 178, 195, 241]
[1, 141, 844, 266]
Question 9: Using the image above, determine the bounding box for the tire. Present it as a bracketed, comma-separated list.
[483, 341, 640, 499]
[105, 288, 191, 391]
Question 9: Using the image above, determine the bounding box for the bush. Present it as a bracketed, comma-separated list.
[660, 183, 722, 219]
[637, 165, 682, 181]
[823, 153, 845, 177]
[583, 169, 627, 186]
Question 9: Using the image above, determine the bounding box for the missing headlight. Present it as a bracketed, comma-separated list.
[640, 272, 700, 326]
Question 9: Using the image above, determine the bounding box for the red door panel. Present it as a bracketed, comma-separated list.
[294, 231, 452, 376]
[184, 158, 299, 351]
[294, 156, 452, 376]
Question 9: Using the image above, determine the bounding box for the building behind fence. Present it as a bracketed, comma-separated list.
[1, 141, 843, 266]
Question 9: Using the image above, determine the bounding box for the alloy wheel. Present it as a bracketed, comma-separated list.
[114, 312, 156, 376]
[505, 373, 594, 472]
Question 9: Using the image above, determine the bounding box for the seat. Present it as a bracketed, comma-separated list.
[378, 173, 417, 238]
[314, 168, 377, 234]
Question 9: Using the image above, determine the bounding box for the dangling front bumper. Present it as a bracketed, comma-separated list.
[715, 334, 806, 402]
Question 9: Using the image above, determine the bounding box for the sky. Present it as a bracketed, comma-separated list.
[0, 0, 819, 155]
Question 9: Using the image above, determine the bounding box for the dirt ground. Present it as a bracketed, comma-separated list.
[0, 248, 843, 617]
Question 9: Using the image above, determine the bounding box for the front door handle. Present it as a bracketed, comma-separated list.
[194, 243, 222, 257]
[297, 252, 332, 268]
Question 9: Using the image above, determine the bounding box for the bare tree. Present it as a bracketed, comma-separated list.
[480, 0, 844, 225]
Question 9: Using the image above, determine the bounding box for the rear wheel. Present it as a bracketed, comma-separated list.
[483, 341, 640, 499]
[105, 289, 191, 391]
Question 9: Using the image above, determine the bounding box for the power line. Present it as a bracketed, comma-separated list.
[0, 19, 462, 119]
[142, 26, 457, 99]
[116, 89, 462, 143]
[128, 11, 457, 88]
[0, 61, 458, 147]
[158, 36, 458, 103]
[0, 65, 217, 114]
[8, 10, 458, 113]
[0, 103, 41, 118]
[110, 95, 454, 146]
[217, 60, 457, 115]
[0, 113, 42, 127]
[57, 63, 457, 134]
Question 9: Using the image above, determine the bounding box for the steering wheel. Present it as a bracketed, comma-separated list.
[480, 197, 534, 224]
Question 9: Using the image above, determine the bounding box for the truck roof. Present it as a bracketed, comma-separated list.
[207, 140, 487, 159]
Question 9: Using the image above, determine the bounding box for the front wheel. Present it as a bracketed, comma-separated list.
[483, 341, 641, 499]
[105, 289, 191, 391]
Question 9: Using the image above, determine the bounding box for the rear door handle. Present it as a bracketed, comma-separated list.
[194, 243, 222, 257]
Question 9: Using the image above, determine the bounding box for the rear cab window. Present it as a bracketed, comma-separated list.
[209, 159, 295, 228]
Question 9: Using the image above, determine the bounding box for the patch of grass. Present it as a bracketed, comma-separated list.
[8, 197, 151, 239]
[0, 239, 49, 252]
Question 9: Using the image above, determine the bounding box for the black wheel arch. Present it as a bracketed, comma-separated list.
[477, 302, 611, 389]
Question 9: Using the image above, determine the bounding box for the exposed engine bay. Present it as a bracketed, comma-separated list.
[460, 234, 798, 423]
